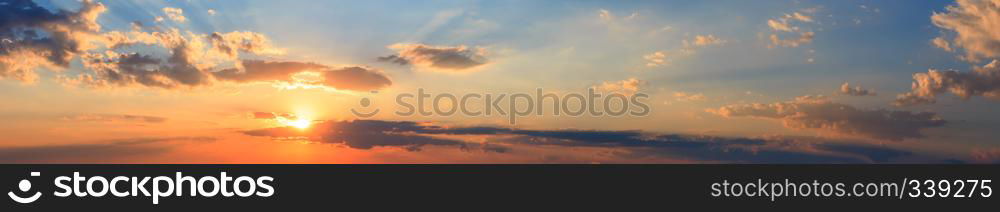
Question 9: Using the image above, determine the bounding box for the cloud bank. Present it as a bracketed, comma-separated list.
[710, 95, 946, 141]
[242, 120, 957, 163]
[243, 120, 507, 152]
[1, 0, 391, 92]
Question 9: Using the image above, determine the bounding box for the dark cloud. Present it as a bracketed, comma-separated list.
[209, 31, 278, 59]
[379, 43, 489, 71]
[376, 55, 409, 65]
[840, 82, 876, 96]
[710, 95, 947, 141]
[0, 136, 215, 163]
[62, 113, 167, 123]
[321, 67, 393, 91]
[0, 0, 106, 82]
[410, 125, 934, 163]
[894, 60, 1000, 106]
[242, 119, 957, 163]
[214, 60, 326, 83]
[242, 120, 507, 152]
[75, 49, 215, 89]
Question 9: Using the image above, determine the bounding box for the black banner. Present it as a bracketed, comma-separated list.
[1, 165, 996, 210]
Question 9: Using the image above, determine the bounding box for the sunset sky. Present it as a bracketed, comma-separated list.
[1, 0, 998, 163]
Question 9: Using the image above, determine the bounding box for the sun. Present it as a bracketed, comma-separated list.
[286, 119, 312, 129]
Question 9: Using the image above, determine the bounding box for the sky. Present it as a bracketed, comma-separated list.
[0, 0, 998, 163]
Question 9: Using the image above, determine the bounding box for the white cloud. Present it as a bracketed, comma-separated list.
[162, 7, 187, 23]
[643, 51, 668, 67]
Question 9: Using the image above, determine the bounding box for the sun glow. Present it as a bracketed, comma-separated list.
[285, 119, 312, 129]
[275, 115, 313, 130]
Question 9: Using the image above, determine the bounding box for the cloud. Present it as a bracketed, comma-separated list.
[766, 9, 818, 48]
[769, 31, 815, 48]
[598, 9, 613, 21]
[0, 136, 215, 163]
[931, 0, 1000, 62]
[673, 92, 707, 102]
[768, 11, 815, 31]
[709, 95, 947, 141]
[251, 112, 296, 120]
[643, 51, 668, 67]
[932, 37, 954, 52]
[689, 35, 726, 47]
[62, 114, 167, 123]
[376, 55, 409, 65]
[594, 78, 644, 95]
[679, 34, 727, 53]
[971, 148, 1000, 163]
[207, 9, 217, 16]
[379, 43, 489, 72]
[252, 120, 965, 163]
[61, 26, 289, 89]
[788, 12, 814, 22]
[214, 60, 392, 91]
[210, 31, 285, 59]
[0, 0, 106, 82]
[597, 9, 639, 23]
[1, 0, 387, 92]
[768, 19, 795, 32]
[643, 34, 724, 68]
[320, 67, 393, 91]
[919, 0, 1000, 113]
[840, 82, 877, 96]
[214, 60, 326, 83]
[161, 7, 186, 23]
[242, 120, 508, 152]
[894, 60, 1000, 106]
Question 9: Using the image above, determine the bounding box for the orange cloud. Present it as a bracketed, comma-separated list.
[894, 60, 1000, 106]
[932, 0, 1000, 62]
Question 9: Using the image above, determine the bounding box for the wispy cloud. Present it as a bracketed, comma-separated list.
[379, 43, 490, 72]
[0, 136, 215, 163]
[62, 114, 168, 123]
